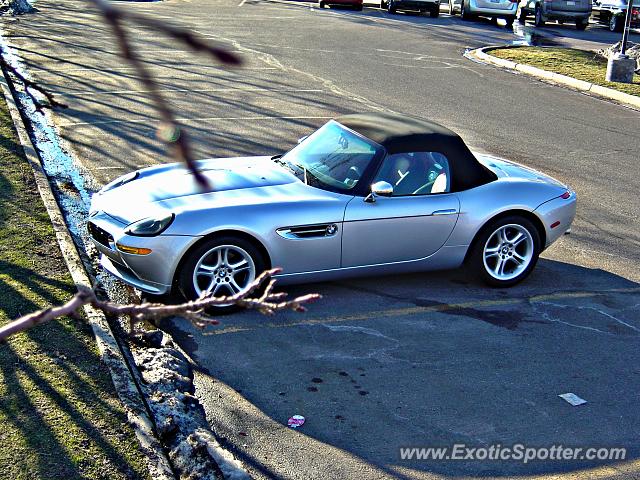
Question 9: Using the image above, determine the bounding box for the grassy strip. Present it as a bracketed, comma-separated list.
[0, 95, 150, 479]
[491, 47, 640, 97]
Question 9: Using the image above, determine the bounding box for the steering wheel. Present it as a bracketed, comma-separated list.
[412, 180, 435, 196]
[344, 165, 361, 187]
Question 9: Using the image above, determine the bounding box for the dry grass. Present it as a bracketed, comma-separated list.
[491, 46, 640, 97]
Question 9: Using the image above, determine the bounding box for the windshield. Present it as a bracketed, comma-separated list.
[281, 121, 383, 193]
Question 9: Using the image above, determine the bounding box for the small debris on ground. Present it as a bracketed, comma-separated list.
[288, 415, 305, 428]
[558, 393, 587, 406]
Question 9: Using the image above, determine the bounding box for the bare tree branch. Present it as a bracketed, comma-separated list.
[0, 269, 321, 342]
[1, 0, 243, 184]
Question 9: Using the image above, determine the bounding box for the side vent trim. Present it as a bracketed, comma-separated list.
[276, 223, 339, 240]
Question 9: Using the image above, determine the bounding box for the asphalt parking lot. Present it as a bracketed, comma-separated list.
[3, 0, 640, 477]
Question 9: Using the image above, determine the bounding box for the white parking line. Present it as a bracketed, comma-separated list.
[53, 65, 279, 74]
[59, 115, 333, 127]
[60, 87, 324, 97]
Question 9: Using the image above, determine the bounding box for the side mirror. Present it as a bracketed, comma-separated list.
[364, 181, 393, 203]
[297, 135, 308, 144]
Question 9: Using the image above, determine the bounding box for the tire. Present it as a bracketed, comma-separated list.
[177, 235, 267, 314]
[517, 7, 527, 22]
[319, 1, 325, 7]
[575, 18, 588, 30]
[431, 6, 440, 16]
[387, 0, 397, 12]
[380, 0, 387, 7]
[354, 3, 363, 9]
[460, 1, 472, 19]
[448, 0, 455, 15]
[467, 216, 541, 287]
[534, 5, 545, 26]
[609, 14, 623, 32]
[504, 16, 514, 26]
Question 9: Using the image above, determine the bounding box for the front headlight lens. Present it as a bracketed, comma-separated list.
[125, 214, 175, 237]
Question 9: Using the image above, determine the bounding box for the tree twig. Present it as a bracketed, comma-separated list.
[0, 269, 321, 342]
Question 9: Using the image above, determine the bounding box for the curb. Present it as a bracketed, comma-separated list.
[0, 66, 176, 480]
[469, 45, 640, 111]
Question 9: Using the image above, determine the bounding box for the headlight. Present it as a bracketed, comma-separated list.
[125, 214, 175, 237]
[101, 171, 139, 193]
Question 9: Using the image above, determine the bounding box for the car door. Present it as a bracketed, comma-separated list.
[341, 151, 460, 268]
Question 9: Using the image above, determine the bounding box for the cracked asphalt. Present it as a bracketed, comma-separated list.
[2, 0, 640, 477]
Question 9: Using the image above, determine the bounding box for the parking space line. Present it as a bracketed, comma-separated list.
[207, 287, 640, 335]
[59, 115, 333, 127]
[60, 87, 324, 97]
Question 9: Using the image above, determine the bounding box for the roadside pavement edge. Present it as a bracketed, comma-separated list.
[468, 45, 640, 111]
[0, 64, 177, 480]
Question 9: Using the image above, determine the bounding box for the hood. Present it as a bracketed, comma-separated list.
[91, 156, 300, 224]
[476, 153, 567, 189]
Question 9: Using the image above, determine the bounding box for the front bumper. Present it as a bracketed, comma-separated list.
[87, 211, 198, 295]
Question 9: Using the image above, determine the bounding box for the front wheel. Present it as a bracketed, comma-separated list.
[380, 0, 387, 7]
[387, 0, 397, 12]
[575, 18, 588, 30]
[430, 6, 440, 16]
[177, 236, 266, 313]
[468, 216, 541, 287]
[504, 16, 514, 26]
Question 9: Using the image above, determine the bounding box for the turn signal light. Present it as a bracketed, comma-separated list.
[116, 243, 152, 255]
[560, 191, 571, 199]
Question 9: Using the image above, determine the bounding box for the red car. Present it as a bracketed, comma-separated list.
[319, 0, 364, 10]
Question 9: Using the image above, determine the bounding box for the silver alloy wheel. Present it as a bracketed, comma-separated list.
[482, 224, 534, 281]
[192, 244, 256, 303]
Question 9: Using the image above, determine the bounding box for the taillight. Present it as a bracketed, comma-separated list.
[560, 191, 571, 199]
[632, 7, 639, 16]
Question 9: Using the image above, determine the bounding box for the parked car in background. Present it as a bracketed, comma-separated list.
[448, 0, 518, 26]
[592, 0, 640, 31]
[518, 0, 591, 29]
[382, 0, 441, 16]
[319, 0, 364, 10]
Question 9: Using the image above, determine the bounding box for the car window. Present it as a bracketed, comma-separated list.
[374, 152, 451, 196]
[281, 121, 383, 193]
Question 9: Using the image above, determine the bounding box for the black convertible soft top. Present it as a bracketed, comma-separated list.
[335, 112, 496, 192]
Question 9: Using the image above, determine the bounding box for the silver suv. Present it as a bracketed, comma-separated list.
[517, 0, 592, 29]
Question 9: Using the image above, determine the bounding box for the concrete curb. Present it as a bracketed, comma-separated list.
[469, 45, 640, 110]
[0, 66, 176, 480]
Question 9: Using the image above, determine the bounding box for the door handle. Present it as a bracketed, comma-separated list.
[432, 209, 458, 216]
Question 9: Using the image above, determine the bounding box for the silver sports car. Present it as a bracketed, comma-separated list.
[88, 113, 576, 304]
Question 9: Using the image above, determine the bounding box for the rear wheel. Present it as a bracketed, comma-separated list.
[354, 3, 363, 9]
[319, 1, 326, 7]
[380, 0, 387, 7]
[575, 18, 588, 29]
[177, 236, 266, 313]
[460, 1, 472, 19]
[504, 16, 514, 26]
[430, 5, 440, 16]
[388, 0, 397, 12]
[534, 5, 545, 26]
[609, 13, 623, 32]
[468, 216, 541, 287]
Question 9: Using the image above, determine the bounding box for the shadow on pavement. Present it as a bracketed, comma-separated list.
[164, 258, 640, 478]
